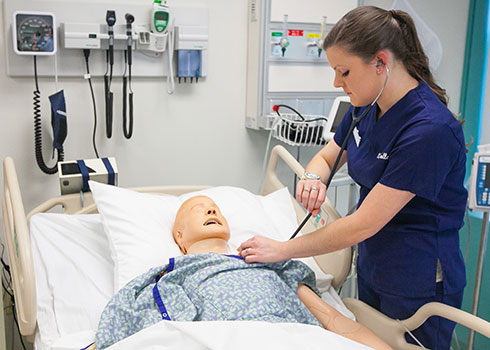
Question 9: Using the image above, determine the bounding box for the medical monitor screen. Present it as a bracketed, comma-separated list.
[156, 12, 169, 21]
[15, 13, 55, 54]
[331, 101, 351, 133]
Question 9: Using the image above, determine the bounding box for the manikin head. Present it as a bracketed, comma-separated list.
[172, 196, 231, 255]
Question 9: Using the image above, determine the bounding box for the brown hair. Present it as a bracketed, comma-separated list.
[323, 6, 449, 107]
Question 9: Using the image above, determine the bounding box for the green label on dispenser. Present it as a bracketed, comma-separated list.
[271, 32, 283, 37]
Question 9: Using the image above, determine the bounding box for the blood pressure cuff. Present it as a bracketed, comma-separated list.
[49, 90, 67, 151]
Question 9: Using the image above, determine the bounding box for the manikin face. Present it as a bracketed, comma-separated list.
[173, 196, 230, 254]
[326, 45, 382, 107]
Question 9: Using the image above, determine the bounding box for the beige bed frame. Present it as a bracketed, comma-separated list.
[3, 145, 490, 349]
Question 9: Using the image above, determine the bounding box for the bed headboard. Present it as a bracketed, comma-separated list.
[2, 145, 352, 337]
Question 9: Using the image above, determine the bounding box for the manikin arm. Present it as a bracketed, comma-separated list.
[297, 284, 392, 350]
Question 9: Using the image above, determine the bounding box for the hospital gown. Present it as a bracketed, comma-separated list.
[96, 253, 322, 349]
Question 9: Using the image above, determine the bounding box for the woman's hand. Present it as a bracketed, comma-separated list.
[237, 236, 289, 263]
[296, 179, 327, 216]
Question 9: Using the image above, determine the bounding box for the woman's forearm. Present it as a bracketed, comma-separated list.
[283, 183, 415, 260]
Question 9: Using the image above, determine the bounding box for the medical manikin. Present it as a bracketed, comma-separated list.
[95, 196, 390, 350]
[173, 196, 390, 349]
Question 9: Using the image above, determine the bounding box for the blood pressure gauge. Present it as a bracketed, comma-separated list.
[12, 11, 57, 55]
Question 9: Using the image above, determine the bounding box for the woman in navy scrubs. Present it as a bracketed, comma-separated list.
[238, 6, 467, 349]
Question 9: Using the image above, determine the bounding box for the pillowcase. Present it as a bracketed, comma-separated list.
[30, 214, 113, 349]
[89, 181, 298, 292]
[88, 181, 182, 292]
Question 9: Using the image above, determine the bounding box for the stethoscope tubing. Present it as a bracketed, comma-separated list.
[289, 106, 372, 239]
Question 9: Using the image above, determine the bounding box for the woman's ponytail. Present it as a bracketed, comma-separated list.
[323, 6, 450, 107]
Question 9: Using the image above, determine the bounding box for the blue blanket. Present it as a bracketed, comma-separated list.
[96, 253, 322, 349]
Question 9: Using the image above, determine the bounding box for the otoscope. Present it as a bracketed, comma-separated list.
[290, 62, 390, 240]
[123, 13, 135, 139]
[104, 10, 116, 138]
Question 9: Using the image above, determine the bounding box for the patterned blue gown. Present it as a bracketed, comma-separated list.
[96, 253, 322, 349]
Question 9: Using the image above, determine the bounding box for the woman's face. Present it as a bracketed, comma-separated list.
[326, 45, 381, 107]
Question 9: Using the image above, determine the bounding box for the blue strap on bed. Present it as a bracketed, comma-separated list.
[77, 160, 90, 192]
[101, 157, 115, 186]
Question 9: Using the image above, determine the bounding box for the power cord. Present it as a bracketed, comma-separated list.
[83, 49, 99, 158]
[273, 104, 328, 146]
[395, 319, 427, 349]
[33, 56, 64, 174]
[1, 244, 26, 350]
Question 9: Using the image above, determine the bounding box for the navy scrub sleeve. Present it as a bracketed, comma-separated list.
[333, 81, 467, 298]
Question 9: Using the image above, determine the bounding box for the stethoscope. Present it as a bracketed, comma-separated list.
[290, 62, 390, 239]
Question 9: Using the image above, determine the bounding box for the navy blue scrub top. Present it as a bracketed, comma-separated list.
[333, 81, 467, 298]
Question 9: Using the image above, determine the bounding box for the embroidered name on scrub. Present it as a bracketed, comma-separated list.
[377, 152, 389, 160]
[353, 127, 361, 147]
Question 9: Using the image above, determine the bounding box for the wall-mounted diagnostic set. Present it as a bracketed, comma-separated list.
[6, 0, 209, 174]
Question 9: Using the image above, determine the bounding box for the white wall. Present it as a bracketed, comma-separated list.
[0, 0, 470, 215]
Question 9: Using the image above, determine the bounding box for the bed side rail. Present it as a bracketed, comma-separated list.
[2, 157, 36, 336]
[343, 298, 490, 349]
[263, 145, 352, 289]
[403, 302, 490, 339]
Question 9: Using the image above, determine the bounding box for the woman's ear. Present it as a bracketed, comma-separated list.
[373, 50, 388, 71]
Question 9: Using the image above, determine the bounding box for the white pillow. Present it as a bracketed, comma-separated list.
[89, 181, 298, 292]
[30, 214, 113, 349]
[88, 181, 182, 292]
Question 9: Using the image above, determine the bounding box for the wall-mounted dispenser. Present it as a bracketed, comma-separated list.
[175, 25, 208, 83]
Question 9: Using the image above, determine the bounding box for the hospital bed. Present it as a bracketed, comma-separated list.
[2, 145, 490, 350]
